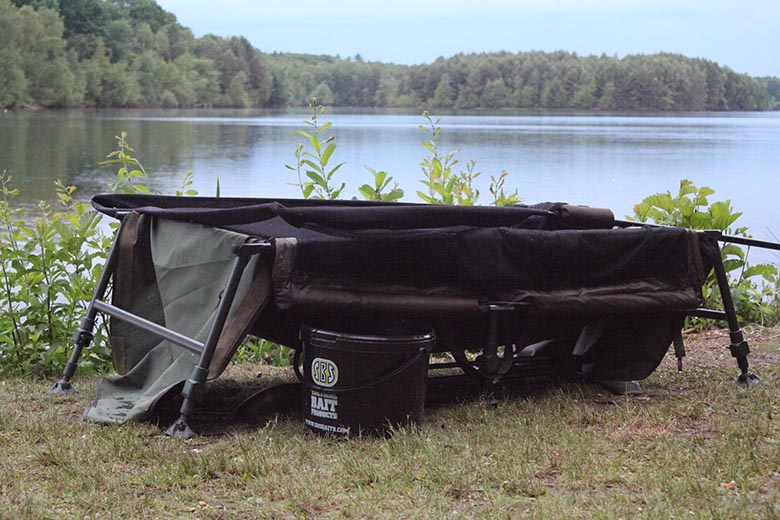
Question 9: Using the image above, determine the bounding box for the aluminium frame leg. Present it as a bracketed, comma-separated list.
[50, 217, 126, 394]
[165, 252, 253, 439]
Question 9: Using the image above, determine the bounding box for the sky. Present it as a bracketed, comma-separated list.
[155, 0, 780, 77]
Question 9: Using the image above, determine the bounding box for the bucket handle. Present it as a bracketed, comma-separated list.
[293, 346, 428, 393]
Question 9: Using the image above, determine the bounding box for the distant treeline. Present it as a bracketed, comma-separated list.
[275, 52, 776, 112]
[1, 0, 777, 111]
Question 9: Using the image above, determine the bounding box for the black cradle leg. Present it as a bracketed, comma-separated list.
[710, 240, 760, 386]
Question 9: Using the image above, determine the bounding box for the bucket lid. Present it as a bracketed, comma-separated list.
[301, 322, 435, 351]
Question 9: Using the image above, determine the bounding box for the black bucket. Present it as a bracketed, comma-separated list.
[296, 323, 435, 436]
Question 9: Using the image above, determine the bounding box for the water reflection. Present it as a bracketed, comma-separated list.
[1, 110, 778, 258]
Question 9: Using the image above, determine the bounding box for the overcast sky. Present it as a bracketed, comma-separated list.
[155, 0, 779, 77]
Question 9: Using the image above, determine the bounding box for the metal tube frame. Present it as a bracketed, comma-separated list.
[50, 216, 130, 393]
[165, 250, 255, 438]
[51, 214, 271, 436]
[702, 231, 760, 385]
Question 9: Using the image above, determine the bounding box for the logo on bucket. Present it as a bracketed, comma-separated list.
[311, 357, 338, 387]
[310, 390, 338, 420]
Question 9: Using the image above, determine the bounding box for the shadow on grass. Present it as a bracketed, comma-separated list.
[148, 365, 599, 438]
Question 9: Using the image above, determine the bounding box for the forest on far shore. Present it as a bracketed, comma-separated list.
[2, 0, 779, 111]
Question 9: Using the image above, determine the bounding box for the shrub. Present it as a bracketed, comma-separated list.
[0, 173, 112, 376]
[632, 179, 779, 326]
[0, 132, 196, 376]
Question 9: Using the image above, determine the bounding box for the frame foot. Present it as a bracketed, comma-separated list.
[165, 418, 196, 439]
[737, 372, 760, 387]
[49, 380, 77, 394]
[597, 380, 644, 395]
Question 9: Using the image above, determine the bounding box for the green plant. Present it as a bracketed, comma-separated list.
[232, 336, 293, 366]
[0, 132, 204, 376]
[415, 112, 522, 207]
[284, 108, 520, 209]
[632, 179, 779, 326]
[286, 102, 346, 200]
[0, 172, 112, 376]
[489, 170, 521, 207]
[417, 111, 480, 205]
[101, 131, 152, 194]
[358, 166, 404, 202]
[176, 170, 198, 197]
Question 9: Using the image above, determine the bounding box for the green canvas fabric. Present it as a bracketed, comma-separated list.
[84, 217, 265, 424]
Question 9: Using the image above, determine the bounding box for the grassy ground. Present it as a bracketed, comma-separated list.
[2, 327, 780, 519]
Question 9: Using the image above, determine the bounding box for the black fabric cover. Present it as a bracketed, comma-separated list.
[93, 194, 713, 382]
[93, 194, 562, 232]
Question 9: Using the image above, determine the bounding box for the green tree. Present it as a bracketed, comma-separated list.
[597, 81, 617, 110]
[540, 78, 567, 108]
[75, 43, 109, 105]
[481, 78, 510, 108]
[11, 0, 58, 8]
[761, 77, 780, 108]
[703, 60, 727, 110]
[99, 60, 140, 106]
[230, 36, 271, 105]
[1, 0, 774, 111]
[103, 18, 135, 62]
[227, 70, 251, 107]
[185, 55, 221, 107]
[137, 51, 182, 106]
[0, 47, 27, 107]
[160, 23, 194, 61]
[59, 0, 105, 39]
[11, 2, 78, 106]
[572, 78, 598, 109]
[430, 73, 456, 108]
[512, 85, 538, 108]
[309, 82, 335, 106]
[195, 34, 240, 94]
[374, 74, 400, 106]
[104, 0, 175, 32]
[0, 2, 28, 107]
[267, 72, 290, 107]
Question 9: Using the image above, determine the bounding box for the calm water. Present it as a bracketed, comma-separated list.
[1, 108, 778, 259]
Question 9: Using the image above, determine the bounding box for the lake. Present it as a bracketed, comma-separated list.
[1, 108, 778, 262]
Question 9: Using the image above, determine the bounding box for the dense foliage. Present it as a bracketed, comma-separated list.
[762, 77, 780, 106]
[2, 0, 272, 108]
[0, 132, 194, 376]
[0, 173, 112, 375]
[1, 0, 777, 111]
[272, 51, 775, 111]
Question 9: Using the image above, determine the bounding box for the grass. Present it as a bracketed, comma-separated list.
[2, 327, 780, 519]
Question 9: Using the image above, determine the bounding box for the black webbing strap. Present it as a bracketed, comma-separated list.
[114, 211, 140, 311]
[110, 211, 140, 373]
